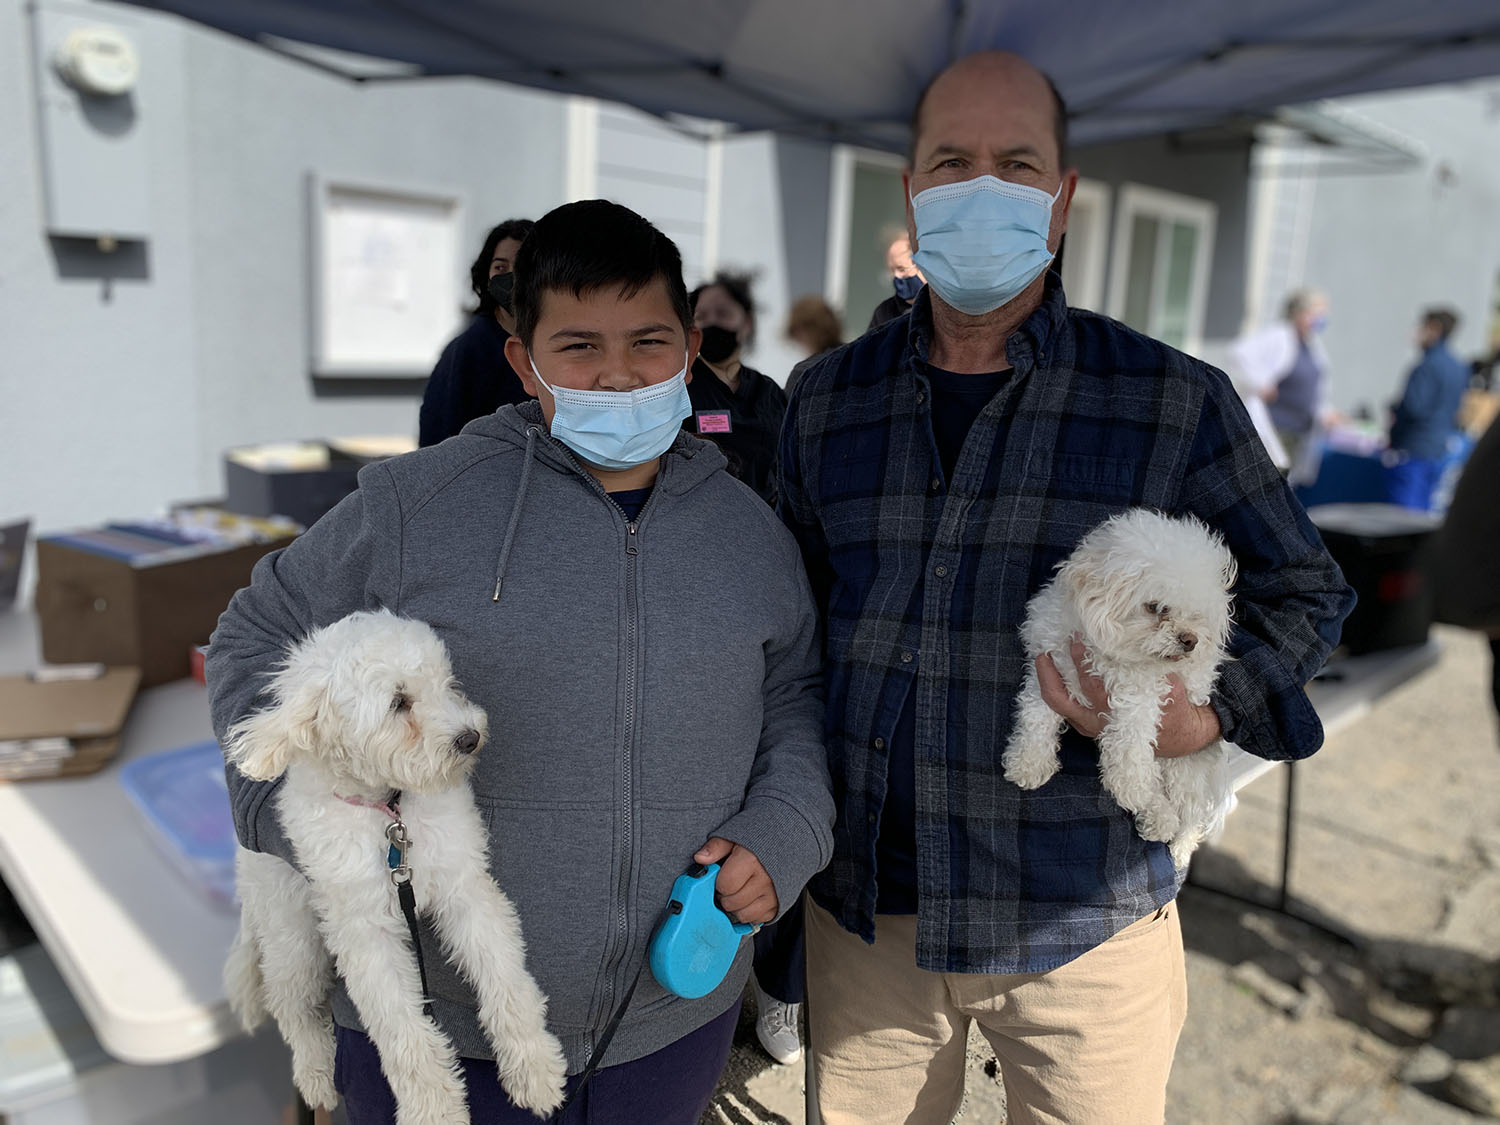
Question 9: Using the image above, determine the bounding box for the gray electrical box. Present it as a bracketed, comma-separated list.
[29, 0, 153, 241]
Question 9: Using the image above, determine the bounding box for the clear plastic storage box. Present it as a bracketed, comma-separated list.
[119, 740, 237, 906]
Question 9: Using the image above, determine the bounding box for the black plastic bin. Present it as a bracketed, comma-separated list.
[1307, 503, 1443, 655]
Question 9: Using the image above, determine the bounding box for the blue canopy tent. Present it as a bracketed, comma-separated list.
[109, 0, 1500, 151]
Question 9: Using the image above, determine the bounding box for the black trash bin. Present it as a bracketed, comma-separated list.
[1307, 503, 1442, 655]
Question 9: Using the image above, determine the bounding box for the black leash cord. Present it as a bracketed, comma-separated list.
[395, 876, 434, 1019]
[552, 959, 645, 1118]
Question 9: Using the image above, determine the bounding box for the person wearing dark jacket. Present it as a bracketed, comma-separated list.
[866, 233, 926, 332]
[1431, 414, 1500, 719]
[418, 219, 534, 447]
[1386, 307, 1469, 510]
[684, 273, 788, 506]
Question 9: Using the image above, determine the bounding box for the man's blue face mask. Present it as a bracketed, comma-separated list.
[910, 175, 1064, 316]
[528, 353, 692, 472]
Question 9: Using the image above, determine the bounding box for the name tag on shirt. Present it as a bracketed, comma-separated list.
[696, 411, 732, 435]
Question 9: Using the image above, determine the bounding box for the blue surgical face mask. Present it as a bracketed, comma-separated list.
[910, 175, 1064, 316]
[528, 353, 692, 471]
[893, 272, 924, 302]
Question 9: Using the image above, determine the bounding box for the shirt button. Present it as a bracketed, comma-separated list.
[900, 651, 914, 664]
[867, 812, 878, 825]
[930, 477, 942, 492]
[934, 564, 948, 578]
[916, 392, 926, 405]
[873, 737, 885, 751]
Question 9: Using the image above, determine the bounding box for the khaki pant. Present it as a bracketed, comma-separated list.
[804, 900, 1187, 1125]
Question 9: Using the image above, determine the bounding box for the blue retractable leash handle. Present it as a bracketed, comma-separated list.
[649, 862, 758, 999]
[553, 862, 755, 1118]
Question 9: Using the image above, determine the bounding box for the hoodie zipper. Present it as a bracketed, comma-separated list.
[538, 428, 670, 1068]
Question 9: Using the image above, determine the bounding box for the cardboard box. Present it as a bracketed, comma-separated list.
[34, 535, 294, 687]
[0, 665, 141, 780]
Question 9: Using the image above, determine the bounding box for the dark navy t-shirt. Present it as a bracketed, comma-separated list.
[608, 487, 653, 523]
[876, 364, 1011, 914]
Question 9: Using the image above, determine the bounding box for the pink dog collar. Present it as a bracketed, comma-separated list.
[336, 791, 401, 821]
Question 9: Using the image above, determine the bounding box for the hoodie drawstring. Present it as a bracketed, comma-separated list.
[492, 425, 540, 603]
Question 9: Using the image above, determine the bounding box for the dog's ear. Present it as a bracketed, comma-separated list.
[222, 702, 295, 780]
[221, 675, 331, 780]
[1061, 553, 1142, 653]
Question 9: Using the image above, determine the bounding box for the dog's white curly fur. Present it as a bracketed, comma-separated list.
[222, 609, 566, 1124]
[1001, 509, 1239, 869]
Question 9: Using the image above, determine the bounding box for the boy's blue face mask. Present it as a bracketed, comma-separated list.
[910, 175, 1064, 316]
[528, 353, 692, 472]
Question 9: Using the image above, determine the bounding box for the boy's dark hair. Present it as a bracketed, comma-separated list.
[691, 271, 758, 346]
[470, 218, 534, 316]
[512, 201, 692, 349]
[1423, 307, 1459, 341]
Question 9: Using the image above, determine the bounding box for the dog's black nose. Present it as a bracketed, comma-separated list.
[1178, 633, 1197, 652]
[454, 729, 481, 755]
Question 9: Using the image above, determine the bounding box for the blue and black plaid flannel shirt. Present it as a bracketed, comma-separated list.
[777, 277, 1355, 974]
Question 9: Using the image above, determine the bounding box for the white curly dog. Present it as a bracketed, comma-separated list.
[1002, 509, 1239, 868]
[222, 608, 566, 1123]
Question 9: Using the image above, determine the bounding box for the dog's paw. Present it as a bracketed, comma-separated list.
[1002, 750, 1060, 791]
[394, 1090, 469, 1125]
[1133, 805, 1180, 843]
[294, 1066, 338, 1112]
[1168, 837, 1198, 869]
[499, 1030, 568, 1114]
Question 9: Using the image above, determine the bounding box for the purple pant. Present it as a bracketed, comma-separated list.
[333, 1000, 740, 1124]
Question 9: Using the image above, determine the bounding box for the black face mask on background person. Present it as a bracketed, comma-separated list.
[488, 271, 515, 312]
[698, 324, 739, 364]
[893, 273, 924, 302]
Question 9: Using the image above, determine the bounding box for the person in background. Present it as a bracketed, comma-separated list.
[785, 295, 844, 396]
[419, 218, 535, 447]
[685, 272, 788, 506]
[686, 271, 808, 1063]
[1386, 307, 1469, 511]
[1229, 288, 1335, 480]
[867, 231, 926, 332]
[1430, 413, 1500, 723]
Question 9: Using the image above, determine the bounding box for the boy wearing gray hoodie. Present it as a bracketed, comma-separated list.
[207, 200, 834, 1124]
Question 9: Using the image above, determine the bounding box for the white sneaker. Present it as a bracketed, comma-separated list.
[752, 979, 803, 1065]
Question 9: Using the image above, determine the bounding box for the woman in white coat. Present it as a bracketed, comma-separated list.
[1229, 289, 1333, 484]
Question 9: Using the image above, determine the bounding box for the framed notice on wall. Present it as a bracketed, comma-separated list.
[309, 176, 465, 377]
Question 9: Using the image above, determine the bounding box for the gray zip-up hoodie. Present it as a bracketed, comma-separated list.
[206, 401, 834, 1072]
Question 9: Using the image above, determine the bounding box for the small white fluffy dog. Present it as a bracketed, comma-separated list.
[1001, 509, 1238, 868]
[222, 609, 566, 1123]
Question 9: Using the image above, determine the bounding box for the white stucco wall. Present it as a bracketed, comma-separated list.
[1, 0, 568, 550]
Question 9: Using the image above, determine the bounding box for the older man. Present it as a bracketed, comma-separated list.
[778, 51, 1354, 1124]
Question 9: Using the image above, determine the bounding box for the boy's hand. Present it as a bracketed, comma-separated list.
[694, 837, 779, 925]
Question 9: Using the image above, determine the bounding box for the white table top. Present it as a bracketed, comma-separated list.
[0, 610, 241, 1065]
[0, 605, 1445, 1068]
[1225, 640, 1442, 791]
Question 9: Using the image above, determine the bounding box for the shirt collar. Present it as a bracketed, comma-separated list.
[906, 271, 1069, 374]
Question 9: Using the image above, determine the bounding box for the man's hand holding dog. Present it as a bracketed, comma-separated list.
[694, 837, 778, 925]
[1038, 639, 1222, 758]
